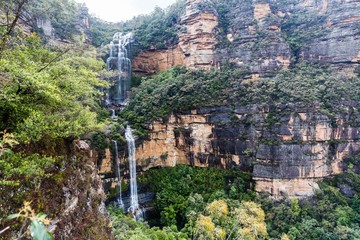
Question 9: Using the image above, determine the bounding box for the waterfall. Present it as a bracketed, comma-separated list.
[125, 126, 143, 220]
[113, 140, 124, 209]
[106, 32, 134, 105]
[111, 109, 117, 118]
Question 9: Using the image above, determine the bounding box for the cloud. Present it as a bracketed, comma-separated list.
[75, 0, 177, 22]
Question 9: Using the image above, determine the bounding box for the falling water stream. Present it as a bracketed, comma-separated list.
[106, 32, 133, 105]
[105, 32, 143, 220]
[113, 140, 124, 209]
[125, 126, 143, 220]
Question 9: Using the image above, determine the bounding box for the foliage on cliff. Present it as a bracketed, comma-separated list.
[30, 0, 89, 40]
[121, 64, 360, 137]
[0, 2, 109, 237]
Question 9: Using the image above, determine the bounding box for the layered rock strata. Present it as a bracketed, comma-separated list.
[132, 46, 185, 76]
[218, 0, 360, 75]
[178, 0, 218, 70]
[132, 0, 219, 74]
[112, 104, 360, 198]
[133, 0, 360, 75]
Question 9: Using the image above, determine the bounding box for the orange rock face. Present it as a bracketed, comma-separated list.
[132, 46, 185, 76]
[132, 0, 218, 75]
[129, 113, 217, 171]
[254, 3, 271, 21]
[178, 9, 218, 70]
[99, 148, 112, 174]
[124, 105, 360, 198]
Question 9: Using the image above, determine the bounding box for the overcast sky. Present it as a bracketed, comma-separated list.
[74, 0, 178, 22]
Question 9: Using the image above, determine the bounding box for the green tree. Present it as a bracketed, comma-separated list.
[0, 34, 107, 144]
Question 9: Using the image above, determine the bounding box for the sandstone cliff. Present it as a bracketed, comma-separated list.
[101, 104, 360, 198]
[220, 0, 360, 75]
[103, 0, 360, 199]
[132, 0, 360, 75]
[132, 0, 218, 74]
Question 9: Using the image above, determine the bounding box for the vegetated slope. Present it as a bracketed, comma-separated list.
[0, 1, 112, 239]
[108, 157, 360, 239]
[121, 64, 360, 139]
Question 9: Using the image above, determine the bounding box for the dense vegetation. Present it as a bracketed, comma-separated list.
[109, 165, 265, 240]
[109, 157, 360, 239]
[120, 64, 360, 138]
[138, 165, 254, 227]
[0, 1, 109, 238]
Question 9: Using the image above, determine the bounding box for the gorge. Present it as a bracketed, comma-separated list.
[1, 0, 360, 239]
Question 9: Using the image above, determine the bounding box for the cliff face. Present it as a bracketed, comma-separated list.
[1, 140, 112, 239]
[132, 46, 185, 76]
[50, 141, 112, 239]
[133, 0, 360, 75]
[132, 0, 218, 75]
[298, 0, 360, 64]
[118, 104, 360, 198]
[178, 0, 218, 70]
[217, 0, 360, 75]
[104, 0, 360, 198]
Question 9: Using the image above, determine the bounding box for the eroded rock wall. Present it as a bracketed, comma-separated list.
[50, 141, 113, 239]
[299, 0, 360, 64]
[133, 0, 360, 75]
[132, 46, 185, 76]
[178, 0, 218, 70]
[132, 0, 219, 74]
[217, 0, 360, 75]
[122, 104, 360, 198]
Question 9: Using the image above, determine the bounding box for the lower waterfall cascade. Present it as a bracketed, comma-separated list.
[113, 140, 124, 209]
[125, 125, 143, 220]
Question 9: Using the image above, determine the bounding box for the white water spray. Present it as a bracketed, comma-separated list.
[106, 32, 133, 105]
[111, 109, 117, 119]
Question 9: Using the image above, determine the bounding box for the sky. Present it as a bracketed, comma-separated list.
[74, 0, 178, 22]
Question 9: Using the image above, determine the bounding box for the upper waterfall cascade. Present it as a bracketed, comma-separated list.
[106, 32, 134, 105]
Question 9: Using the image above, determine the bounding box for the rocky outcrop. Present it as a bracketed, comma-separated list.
[0, 140, 112, 239]
[132, 0, 359, 75]
[299, 0, 360, 64]
[178, 0, 218, 70]
[41, 141, 113, 239]
[132, 0, 218, 74]
[117, 104, 360, 198]
[132, 46, 185, 76]
[48, 140, 113, 239]
[216, 0, 360, 75]
[216, 1, 292, 75]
